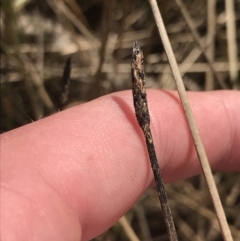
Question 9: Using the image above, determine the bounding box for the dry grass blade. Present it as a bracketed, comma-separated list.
[168, 187, 240, 237]
[206, 0, 216, 90]
[225, 0, 239, 89]
[148, 0, 233, 241]
[135, 205, 153, 241]
[20, 53, 55, 112]
[46, 0, 99, 47]
[174, 0, 228, 89]
[119, 216, 140, 241]
[63, 0, 90, 28]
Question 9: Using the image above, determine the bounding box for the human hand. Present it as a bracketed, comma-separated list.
[1, 90, 240, 241]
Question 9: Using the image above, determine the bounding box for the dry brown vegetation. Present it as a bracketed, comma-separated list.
[1, 0, 240, 240]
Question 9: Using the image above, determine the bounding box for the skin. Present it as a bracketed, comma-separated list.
[1, 90, 240, 241]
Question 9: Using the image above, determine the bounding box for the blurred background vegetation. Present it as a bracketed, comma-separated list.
[1, 0, 239, 240]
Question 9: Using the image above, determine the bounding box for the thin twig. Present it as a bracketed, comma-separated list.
[148, 1, 233, 241]
[131, 41, 178, 241]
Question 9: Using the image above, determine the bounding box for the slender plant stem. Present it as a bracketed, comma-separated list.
[225, 0, 239, 89]
[147, 1, 233, 241]
[131, 42, 178, 241]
